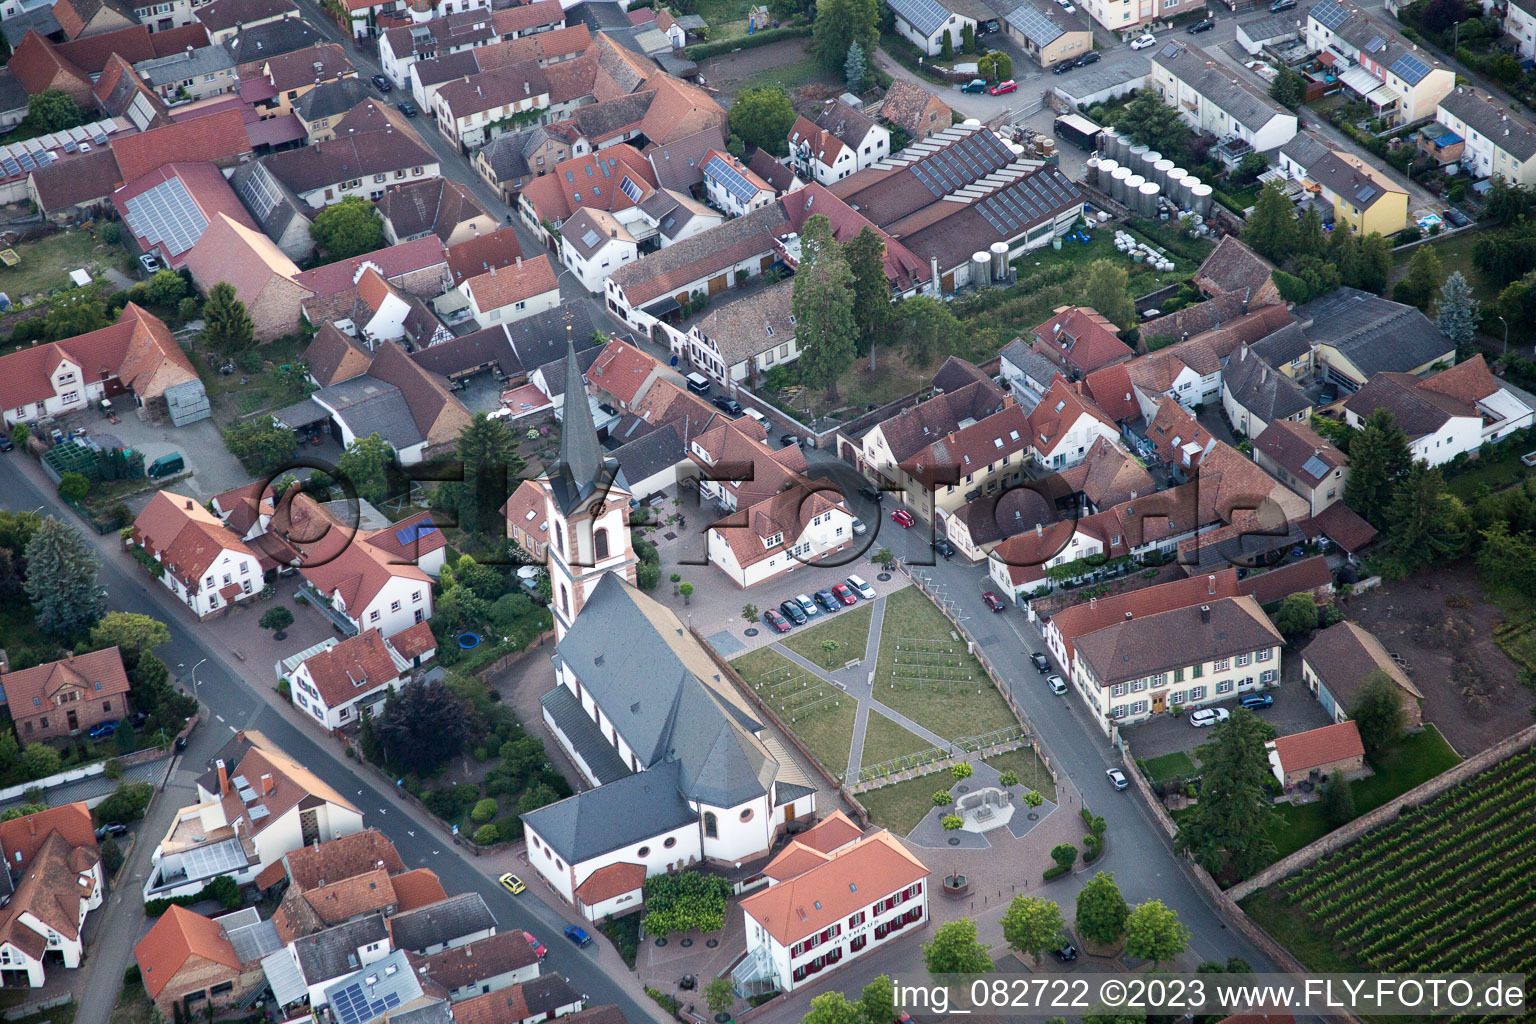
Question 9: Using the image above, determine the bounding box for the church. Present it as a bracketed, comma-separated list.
[516, 342, 818, 921]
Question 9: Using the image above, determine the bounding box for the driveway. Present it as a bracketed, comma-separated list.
[49, 402, 250, 502]
[1118, 672, 1336, 762]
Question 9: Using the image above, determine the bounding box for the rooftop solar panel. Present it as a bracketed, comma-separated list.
[16, 153, 34, 171]
[1301, 455, 1331, 479]
[887, 0, 953, 38]
[124, 174, 211, 258]
[704, 155, 761, 204]
[1312, 0, 1350, 30]
[1007, 5, 1063, 46]
[1389, 53, 1431, 84]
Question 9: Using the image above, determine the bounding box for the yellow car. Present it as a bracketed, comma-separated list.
[499, 873, 526, 895]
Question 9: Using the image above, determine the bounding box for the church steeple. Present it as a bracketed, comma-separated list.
[547, 327, 616, 517]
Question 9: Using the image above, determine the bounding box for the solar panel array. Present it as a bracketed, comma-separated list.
[394, 518, 437, 546]
[330, 980, 403, 1024]
[909, 129, 1014, 197]
[976, 168, 1076, 238]
[1006, 5, 1064, 47]
[581, 229, 601, 248]
[618, 175, 643, 203]
[125, 175, 210, 258]
[1311, 0, 1350, 30]
[887, 0, 952, 37]
[1301, 455, 1331, 479]
[704, 154, 761, 204]
[239, 164, 284, 222]
[1364, 34, 1385, 52]
[0, 119, 115, 181]
[1389, 52, 1431, 84]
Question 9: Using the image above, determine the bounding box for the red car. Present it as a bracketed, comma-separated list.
[762, 608, 792, 633]
[982, 591, 1006, 612]
[523, 931, 547, 959]
[890, 508, 916, 528]
[988, 79, 1017, 95]
[832, 583, 857, 605]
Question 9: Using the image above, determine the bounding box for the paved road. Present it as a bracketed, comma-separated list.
[0, 457, 664, 1024]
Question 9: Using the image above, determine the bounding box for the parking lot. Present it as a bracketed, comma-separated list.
[1119, 664, 1336, 762]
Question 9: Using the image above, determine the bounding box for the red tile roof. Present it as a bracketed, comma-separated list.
[1083, 362, 1139, 422]
[901, 402, 1030, 490]
[1028, 379, 1116, 460]
[111, 108, 251, 182]
[283, 827, 404, 890]
[386, 620, 437, 662]
[741, 831, 927, 946]
[517, 145, 657, 224]
[298, 629, 401, 709]
[463, 254, 559, 314]
[291, 236, 446, 297]
[574, 861, 645, 904]
[112, 161, 259, 267]
[1, 648, 130, 722]
[1046, 570, 1242, 661]
[136, 906, 241, 999]
[445, 226, 523, 286]
[1237, 555, 1333, 606]
[0, 804, 97, 873]
[1032, 306, 1133, 375]
[1270, 720, 1364, 774]
[132, 490, 257, 591]
[1302, 501, 1378, 553]
[8, 30, 91, 98]
[586, 339, 663, 407]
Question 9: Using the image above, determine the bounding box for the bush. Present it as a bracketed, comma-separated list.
[951, 762, 974, 781]
[682, 24, 810, 59]
[1043, 863, 1072, 880]
[93, 781, 153, 824]
[941, 814, 964, 830]
[101, 837, 124, 874]
[1051, 843, 1078, 870]
[122, 964, 140, 986]
[473, 823, 499, 845]
[932, 789, 953, 806]
[104, 760, 124, 781]
[143, 874, 241, 916]
[471, 798, 499, 824]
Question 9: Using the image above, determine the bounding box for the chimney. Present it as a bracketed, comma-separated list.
[217, 759, 230, 797]
[1035, 523, 1042, 537]
[515, 255, 521, 268]
[185, 499, 193, 510]
[1207, 574, 1215, 595]
[1089, 596, 1097, 609]
[260, 773, 274, 795]
[1200, 604, 1211, 624]
[1124, 611, 1132, 620]
[27, 816, 36, 837]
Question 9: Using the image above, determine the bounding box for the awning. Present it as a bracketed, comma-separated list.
[1338, 66, 1398, 108]
[641, 296, 681, 317]
[272, 398, 330, 430]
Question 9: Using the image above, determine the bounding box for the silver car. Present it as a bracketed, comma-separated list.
[795, 594, 820, 618]
[1189, 707, 1231, 727]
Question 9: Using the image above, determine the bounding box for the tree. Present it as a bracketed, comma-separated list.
[21, 743, 61, 780]
[1353, 232, 1394, 294]
[1384, 461, 1465, 571]
[1074, 872, 1129, 946]
[23, 517, 103, 637]
[376, 678, 472, 773]
[1115, 89, 1190, 157]
[801, 992, 862, 1024]
[952, 761, 973, 780]
[0, 731, 19, 775]
[1344, 408, 1411, 526]
[201, 282, 255, 355]
[728, 87, 796, 156]
[115, 718, 136, 756]
[1395, 242, 1442, 309]
[922, 918, 992, 974]
[845, 227, 891, 359]
[998, 769, 1019, 787]
[1269, 67, 1304, 108]
[222, 415, 295, 477]
[941, 28, 953, 59]
[726, 133, 746, 160]
[56, 472, 89, 504]
[1001, 896, 1064, 964]
[994, 52, 1013, 79]
[792, 215, 856, 401]
[1320, 777, 1356, 827]
[1174, 710, 1281, 876]
[742, 603, 759, 621]
[1296, 206, 1325, 259]
[1273, 592, 1319, 636]
[890, 294, 965, 364]
[642, 871, 731, 934]
[433, 411, 523, 542]
[1436, 271, 1480, 352]
[1123, 900, 1190, 967]
[259, 606, 293, 637]
[859, 976, 897, 1024]
[812, 0, 876, 74]
[309, 197, 385, 259]
[145, 269, 188, 307]
[27, 90, 86, 132]
[961, 22, 975, 52]
[1081, 260, 1137, 331]
[844, 40, 867, 91]
[337, 433, 396, 505]
[45, 294, 108, 341]
[1242, 183, 1298, 263]
[1351, 669, 1406, 756]
[703, 978, 735, 1016]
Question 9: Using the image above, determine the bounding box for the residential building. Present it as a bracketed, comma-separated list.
[250, 42, 357, 117]
[1073, 0, 1203, 33]
[788, 115, 858, 186]
[113, 161, 258, 270]
[878, 80, 952, 141]
[1056, 436, 1154, 512]
[52, 0, 135, 38]
[278, 624, 438, 732]
[388, 893, 497, 955]
[1267, 720, 1366, 788]
[998, 338, 1064, 410]
[451, 977, 584, 1024]
[748, 149, 802, 196]
[1195, 235, 1281, 307]
[136, 43, 238, 104]
[432, 62, 550, 152]
[646, 125, 727, 193]
[1305, 0, 1452, 126]
[853, 373, 1007, 494]
[183, 213, 311, 341]
[1002, 0, 1090, 68]
[886, 0, 975, 55]
[229, 160, 314, 260]
[262, 913, 392, 1009]
[896, 399, 1030, 521]
[1277, 132, 1409, 235]
[557, 206, 635, 293]
[1252, 417, 1348, 515]
[1435, 86, 1536, 186]
[0, 648, 131, 740]
[701, 149, 775, 217]
[0, 303, 206, 427]
[1124, 306, 1294, 420]
[1505, 0, 1536, 59]
[474, 124, 582, 199]
[292, 77, 372, 141]
[108, 106, 251, 182]
[1340, 354, 1533, 465]
[1027, 378, 1120, 471]
[1073, 596, 1283, 731]
[1301, 620, 1423, 728]
[516, 145, 659, 245]
[258, 128, 439, 208]
[1040, 569, 1243, 670]
[435, 253, 560, 330]
[378, 178, 497, 246]
[143, 730, 365, 899]
[1146, 395, 1216, 479]
[377, 1, 565, 89]
[814, 99, 890, 169]
[1150, 40, 1297, 152]
[0, 804, 103, 987]
[1030, 306, 1132, 378]
[1221, 343, 1311, 438]
[681, 279, 797, 384]
[1294, 287, 1455, 391]
[196, 0, 299, 44]
[136, 907, 274, 1017]
[735, 813, 927, 995]
[131, 491, 264, 619]
[407, 930, 539, 1001]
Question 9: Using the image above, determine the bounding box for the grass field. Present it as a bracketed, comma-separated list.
[0, 230, 122, 309]
[781, 603, 873, 668]
[740, 53, 831, 95]
[1391, 229, 1499, 304]
[732, 646, 856, 777]
[860, 710, 938, 768]
[983, 745, 1057, 803]
[1138, 750, 1200, 784]
[859, 773, 942, 835]
[1445, 445, 1535, 499]
[871, 587, 1017, 741]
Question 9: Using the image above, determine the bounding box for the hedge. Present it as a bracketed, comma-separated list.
[683, 24, 809, 60]
[1042, 864, 1072, 880]
[144, 874, 242, 917]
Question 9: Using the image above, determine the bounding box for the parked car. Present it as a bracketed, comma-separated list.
[763, 608, 791, 633]
[1270, 0, 1296, 9]
[814, 589, 840, 613]
[1052, 939, 1078, 962]
[524, 931, 547, 959]
[714, 396, 743, 416]
[88, 720, 118, 739]
[931, 537, 955, 558]
[128, 711, 150, 728]
[95, 822, 129, 838]
[851, 517, 867, 535]
[779, 600, 808, 626]
[371, 73, 393, 92]
[890, 508, 915, 528]
[1189, 707, 1231, 727]
[795, 593, 820, 619]
[1077, 50, 1100, 65]
[1316, 382, 1339, 406]
[1047, 674, 1068, 695]
[138, 253, 160, 273]
[982, 591, 1005, 612]
[1445, 208, 1469, 227]
[173, 735, 187, 752]
[397, 99, 418, 117]
[988, 79, 1017, 95]
[858, 485, 883, 503]
[1240, 693, 1274, 710]
[832, 583, 858, 605]
[565, 925, 593, 947]
[0, 436, 12, 453]
[779, 433, 800, 447]
[499, 873, 526, 895]
[1052, 59, 1077, 75]
[961, 78, 988, 93]
[847, 574, 876, 600]
[1130, 32, 1157, 48]
[1106, 768, 1129, 791]
[1030, 652, 1049, 673]
[1187, 18, 1214, 32]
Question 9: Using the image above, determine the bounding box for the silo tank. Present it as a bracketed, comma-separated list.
[1110, 166, 1131, 203]
[1085, 156, 1101, 189]
[1177, 175, 1197, 208]
[1127, 143, 1149, 168]
[990, 241, 1010, 281]
[1138, 182, 1160, 217]
[1124, 174, 1145, 207]
[1099, 127, 1119, 156]
[1192, 183, 1213, 216]
[1098, 159, 1119, 184]
[971, 252, 991, 289]
[1153, 159, 1175, 191]
[1141, 150, 1162, 176]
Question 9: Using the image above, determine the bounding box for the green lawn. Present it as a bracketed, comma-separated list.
[739, 52, 832, 95]
[194, 333, 312, 416]
[860, 710, 938, 768]
[1239, 888, 1362, 974]
[1263, 725, 1461, 864]
[871, 588, 1018, 741]
[1445, 444, 1535, 499]
[859, 773, 943, 835]
[1138, 750, 1200, 784]
[1391, 229, 1499, 304]
[732, 646, 857, 777]
[0, 229, 123, 314]
[983, 745, 1057, 803]
[782, 604, 873, 668]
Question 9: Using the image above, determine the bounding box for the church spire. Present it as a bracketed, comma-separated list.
[548, 327, 611, 516]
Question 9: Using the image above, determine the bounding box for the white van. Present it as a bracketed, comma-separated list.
[744, 408, 769, 427]
[685, 372, 710, 395]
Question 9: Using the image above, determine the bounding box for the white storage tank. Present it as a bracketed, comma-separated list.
[1139, 182, 1160, 217]
[1192, 183, 1213, 216]
[1141, 150, 1162, 177]
[1127, 143, 1149, 168]
[1178, 175, 1198, 208]
[1110, 166, 1131, 203]
[990, 241, 1010, 281]
[1153, 159, 1175, 191]
[963, 118, 982, 127]
[971, 252, 991, 289]
[1099, 126, 1119, 156]
[1098, 158, 1119, 184]
[1124, 174, 1145, 207]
